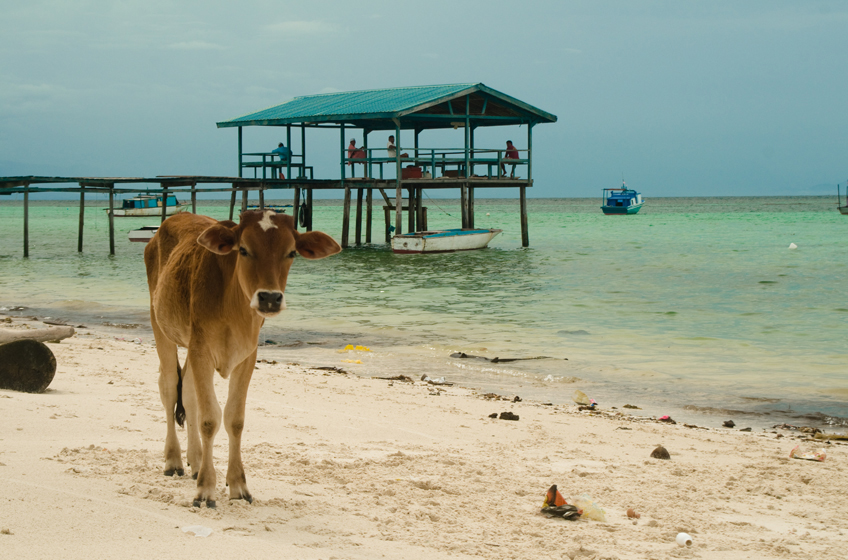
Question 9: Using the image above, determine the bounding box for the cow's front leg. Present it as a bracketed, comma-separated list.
[187, 352, 221, 508]
[181, 361, 202, 479]
[224, 349, 256, 503]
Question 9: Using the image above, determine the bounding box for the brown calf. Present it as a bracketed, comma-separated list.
[145, 210, 341, 507]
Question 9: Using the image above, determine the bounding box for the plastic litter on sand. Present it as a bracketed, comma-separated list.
[676, 533, 693, 547]
[182, 525, 213, 537]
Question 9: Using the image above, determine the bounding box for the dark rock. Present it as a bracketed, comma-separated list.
[489, 413, 498, 418]
[499, 412, 519, 421]
[0, 339, 57, 393]
[513, 396, 522, 403]
[723, 420, 736, 428]
[623, 404, 641, 409]
[739, 427, 752, 432]
[650, 445, 671, 460]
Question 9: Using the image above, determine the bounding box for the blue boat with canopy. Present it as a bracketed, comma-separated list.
[601, 183, 644, 215]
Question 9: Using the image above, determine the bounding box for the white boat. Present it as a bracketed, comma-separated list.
[108, 194, 188, 217]
[391, 228, 502, 254]
[128, 225, 159, 243]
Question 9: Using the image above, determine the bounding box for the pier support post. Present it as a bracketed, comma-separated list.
[108, 184, 116, 256]
[241, 187, 248, 214]
[259, 183, 265, 210]
[78, 185, 85, 252]
[468, 187, 475, 229]
[407, 187, 415, 233]
[306, 188, 313, 231]
[191, 183, 197, 214]
[460, 184, 468, 228]
[342, 186, 351, 248]
[394, 120, 402, 236]
[23, 186, 29, 258]
[416, 187, 424, 232]
[229, 188, 236, 221]
[366, 188, 373, 243]
[355, 188, 363, 245]
[293, 187, 300, 230]
[520, 186, 529, 247]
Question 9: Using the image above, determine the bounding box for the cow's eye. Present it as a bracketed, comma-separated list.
[239, 247, 249, 257]
[288, 251, 297, 259]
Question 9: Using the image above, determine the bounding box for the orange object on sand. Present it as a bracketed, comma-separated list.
[543, 484, 567, 508]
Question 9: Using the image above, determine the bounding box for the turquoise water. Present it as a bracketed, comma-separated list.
[1, 196, 846, 428]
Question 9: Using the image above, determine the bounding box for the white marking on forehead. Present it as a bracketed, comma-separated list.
[258, 210, 278, 231]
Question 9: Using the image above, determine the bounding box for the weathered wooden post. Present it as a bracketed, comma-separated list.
[355, 188, 363, 245]
[521, 122, 534, 248]
[108, 184, 116, 256]
[292, 187, 300, 230]
[23, 185, 29, 258]
[468, 185, 475, 229]
[394, 120, 402, 235]
[366, 188, 373, 243]
[259, 183, 265, 210]
[78, 184, 85, 252]
[306, 188, 313, 232]
[341, 123, 350, 248]
[241, 187, 248, 214]
[191, 183, 197, 214]
[160, 184, 168, 224]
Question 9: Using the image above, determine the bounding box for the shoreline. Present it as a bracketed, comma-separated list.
[1, 309, 845, 432]
[1, 322, 846, 559]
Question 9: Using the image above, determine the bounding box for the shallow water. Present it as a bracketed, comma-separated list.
[1, 195, 845, 428]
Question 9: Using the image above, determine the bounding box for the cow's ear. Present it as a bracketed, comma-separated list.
[296, 231, 341, 259]
[197, 224, 237, 255]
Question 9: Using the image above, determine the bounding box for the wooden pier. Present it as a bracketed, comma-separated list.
[0, 83, 557, 257]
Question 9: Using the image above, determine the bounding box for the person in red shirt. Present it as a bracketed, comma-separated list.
[502, 140, 519, 177]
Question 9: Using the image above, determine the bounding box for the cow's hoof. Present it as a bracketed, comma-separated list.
[191, 498, 215, 509]
[206, 500, 216, 509]
[164, 468, 185, 477]
[231, 493, 253, 504]
[192, 472, 198, 480]
[192, 499, 201, 508]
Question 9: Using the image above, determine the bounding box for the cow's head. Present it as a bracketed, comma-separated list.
[196, 210, 341, 318]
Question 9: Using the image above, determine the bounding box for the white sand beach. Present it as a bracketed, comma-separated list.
[1, 318, 846, 560]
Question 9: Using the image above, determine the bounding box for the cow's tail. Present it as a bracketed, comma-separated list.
[175, 362, 186, 428]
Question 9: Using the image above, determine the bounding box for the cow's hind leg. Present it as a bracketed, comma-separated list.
[153, 319, 185, 477]
[187, 351, 221, 508]
[224, 350, 257, 503]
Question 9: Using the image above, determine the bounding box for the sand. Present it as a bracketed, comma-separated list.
[1, 319, 846, 560]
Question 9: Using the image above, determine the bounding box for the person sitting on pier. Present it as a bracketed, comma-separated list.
[347, 139, 367, 175]
[272, 142, 291, 179]
[502, 140, 520, 178]
[387, 135, 397, 158]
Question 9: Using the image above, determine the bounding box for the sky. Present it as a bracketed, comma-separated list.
[2, 0, 847, 198]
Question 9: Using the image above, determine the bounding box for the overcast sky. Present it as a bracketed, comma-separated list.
[2, 0, 847, 197]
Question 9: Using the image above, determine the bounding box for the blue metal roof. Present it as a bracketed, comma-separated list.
[217, 83, 556, 130]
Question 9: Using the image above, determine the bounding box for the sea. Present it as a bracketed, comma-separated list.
[1, 195, 846, 429]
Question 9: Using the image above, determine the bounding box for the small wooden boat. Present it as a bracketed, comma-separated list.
[601, 183, 644, 215]
[392, 228, 502, 254]
[108, 194, 187, 217]
[127, 225, 159, 243]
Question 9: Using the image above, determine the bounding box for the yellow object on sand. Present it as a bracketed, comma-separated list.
[341, 359, 362, 364]
[340, 344, 371, 352]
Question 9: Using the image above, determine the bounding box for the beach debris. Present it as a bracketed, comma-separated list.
[339, 344, 371, 352]
[449, 352, 559, 363]
[814, 432, 848, 441]
[773, 423, 822, 434]
[572, 494, 606, 522]
[310, 366, 348, 374]
[626, 508, 641, 519]
[572, 390, 597, 409]
[420, 374, 453, 386]
[182, 525, 213, 538]
[650, 446, 671, 460]
[790, 445, 826, 462]
[513, 396, 522, 402]
[489, 413, 498, 418]
[375, 375, 414, 383]
[263, 339, 277, 345]
[499, 412, 520, 421]
[0, 339, 57, 393]
[1, 528, 13, 535]
[676, 533, 693, 547]
[739, 427, 752, 432]
[0, 325, 74, 345]
[658, 415, 676, 424]
[788, 243, 798, 249]
[541, 485, 581, 520]
[623, 404, 641, 409]
[723, 420, 736, 428]
[340, 359, 362, 364]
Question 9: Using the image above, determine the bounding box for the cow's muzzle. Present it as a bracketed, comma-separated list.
[252, 290, 285, 316]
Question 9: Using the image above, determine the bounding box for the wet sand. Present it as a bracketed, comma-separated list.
[1, 319, 846, 560]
